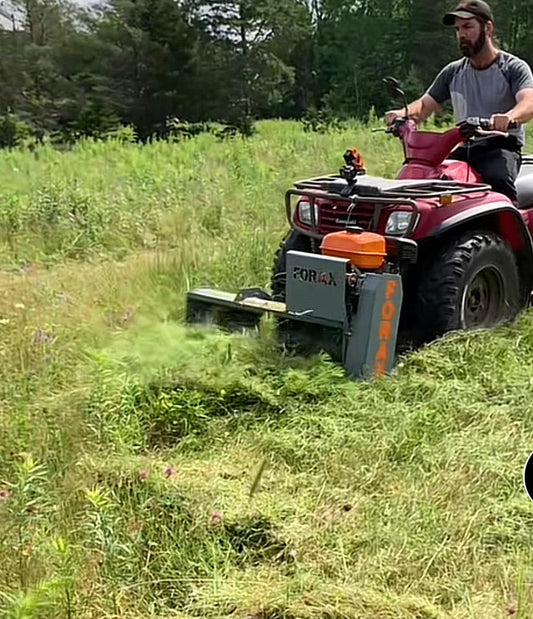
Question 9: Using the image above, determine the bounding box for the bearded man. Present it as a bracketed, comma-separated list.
[385, 0, 533, 204]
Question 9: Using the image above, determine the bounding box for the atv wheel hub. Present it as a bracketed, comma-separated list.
[462, 267, 505, 329]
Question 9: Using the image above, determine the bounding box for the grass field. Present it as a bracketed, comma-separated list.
[2, 120, 533, 618]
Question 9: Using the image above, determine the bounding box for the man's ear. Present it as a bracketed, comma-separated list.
[486, 21, 495, 38]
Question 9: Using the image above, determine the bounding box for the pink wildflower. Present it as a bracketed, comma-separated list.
[0, 489, 12, 500]
[210, 510, 223, 527]
[139, 470, 149, 481]
[164, 466, 175, 478]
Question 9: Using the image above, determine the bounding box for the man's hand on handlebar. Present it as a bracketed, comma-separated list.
[490, 113, 516, 132]
[458, 117, 519, 139]
[385, 109, 405, 126]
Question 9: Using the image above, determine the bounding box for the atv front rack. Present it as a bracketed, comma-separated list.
[286, 188, 420, 236]
[287, 174, 491, 236]
[293, 174, 491, 198]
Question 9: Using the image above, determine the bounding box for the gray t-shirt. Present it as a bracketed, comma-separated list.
[426, 51, 533, 146]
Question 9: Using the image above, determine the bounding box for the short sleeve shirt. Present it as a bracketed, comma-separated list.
[426, 51, 533, 146]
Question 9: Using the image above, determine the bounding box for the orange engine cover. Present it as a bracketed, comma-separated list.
[320, 230, 386, 270]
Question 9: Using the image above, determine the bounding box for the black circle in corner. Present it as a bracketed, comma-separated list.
[523, 452, 533, 503]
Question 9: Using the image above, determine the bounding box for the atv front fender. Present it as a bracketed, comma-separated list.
[426, 201, 533, 303]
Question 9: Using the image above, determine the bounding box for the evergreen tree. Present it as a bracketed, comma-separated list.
[0, 0, 531, 142]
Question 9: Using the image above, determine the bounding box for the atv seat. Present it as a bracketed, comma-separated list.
[516, 156, 533, 209]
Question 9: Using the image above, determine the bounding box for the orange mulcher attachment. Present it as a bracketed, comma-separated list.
[320, 228, 386, 270]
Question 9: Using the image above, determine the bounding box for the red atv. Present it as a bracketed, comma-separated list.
[272, 81, 533, 342]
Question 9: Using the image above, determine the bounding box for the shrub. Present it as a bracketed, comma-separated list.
[302, 106, 345, 133]
[0, 112, 32, 148]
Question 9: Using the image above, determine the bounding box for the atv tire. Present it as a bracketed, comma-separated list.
[271, 229, 314, 301]
[416, 231, 523, 341]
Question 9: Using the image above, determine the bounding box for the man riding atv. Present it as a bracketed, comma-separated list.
[386, 0, 533, 205]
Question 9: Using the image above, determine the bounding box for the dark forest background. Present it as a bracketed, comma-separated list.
[1, 0, 532, 144]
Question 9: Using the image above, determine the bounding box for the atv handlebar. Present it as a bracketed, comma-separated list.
[378, 116, 519, 139]
[466, 117, 519, 131]
[375, 116, 522, 168]
[460, 116, 519, 139]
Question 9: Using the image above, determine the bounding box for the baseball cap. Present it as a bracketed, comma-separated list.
[443, 1, 494, 26]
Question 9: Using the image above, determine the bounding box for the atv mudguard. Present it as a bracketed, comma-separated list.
[427, 201, 533, 303]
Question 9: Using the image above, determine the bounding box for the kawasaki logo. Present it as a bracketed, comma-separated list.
[292, 266, 337, 287]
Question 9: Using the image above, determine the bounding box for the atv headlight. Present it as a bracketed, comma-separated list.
[298, 201, 319, 226]
[385, 211, 414, 235]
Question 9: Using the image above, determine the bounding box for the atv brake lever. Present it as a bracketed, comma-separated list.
[475, 129, 509, 138]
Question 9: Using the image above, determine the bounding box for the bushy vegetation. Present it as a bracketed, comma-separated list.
[2, 121, 533, 618]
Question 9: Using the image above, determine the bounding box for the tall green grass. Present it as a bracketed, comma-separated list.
[2, 120, 533, 618]
[0, 120, 404, 270]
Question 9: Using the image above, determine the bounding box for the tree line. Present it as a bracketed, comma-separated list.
[0, 0, 532, 144]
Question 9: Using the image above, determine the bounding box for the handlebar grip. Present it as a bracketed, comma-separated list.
[473, 117, 519, 130]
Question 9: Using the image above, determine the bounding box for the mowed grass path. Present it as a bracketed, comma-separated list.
[1, 121, 533, 618]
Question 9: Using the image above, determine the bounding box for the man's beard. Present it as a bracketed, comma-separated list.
[460, 28, 486, 57]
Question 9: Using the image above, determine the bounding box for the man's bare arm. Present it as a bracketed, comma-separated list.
[492, 88, 533, 131]
[509, 88, 533, 123]
[385, 94, 441, 125]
